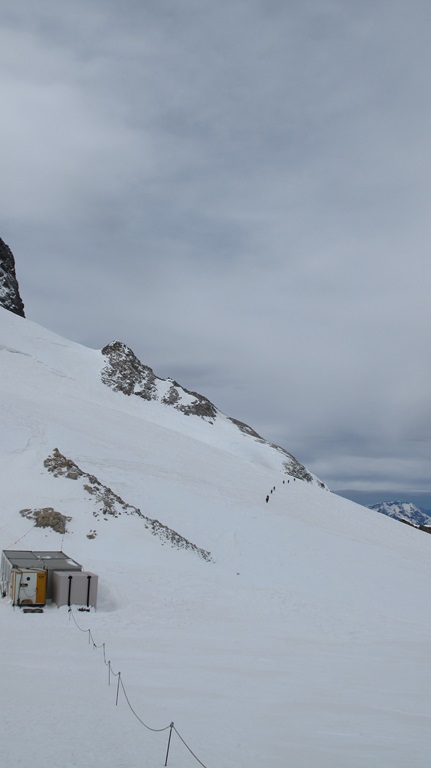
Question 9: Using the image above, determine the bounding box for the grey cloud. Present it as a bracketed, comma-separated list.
[2, 0, 431, 495]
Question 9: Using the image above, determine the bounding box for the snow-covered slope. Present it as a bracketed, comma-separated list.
[1, 306, 431, 768]
[368, 500, 431, 529]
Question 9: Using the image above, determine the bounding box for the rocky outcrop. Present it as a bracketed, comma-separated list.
[101, 341, 217, 420]
[20, 507, 71, 534]
[0, 238, 25, 317]
[101, 341, 158, 399]
[44, 448, 213, 561]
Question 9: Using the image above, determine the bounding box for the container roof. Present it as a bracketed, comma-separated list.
[2, 550, 82, 571]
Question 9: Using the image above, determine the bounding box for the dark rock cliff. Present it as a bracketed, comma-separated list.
[0, 238, 25, 317]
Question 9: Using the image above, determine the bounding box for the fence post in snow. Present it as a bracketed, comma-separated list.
[86, 574, 91, 607]
[164, 722, 174, 766]
[116, 671, 121, 706]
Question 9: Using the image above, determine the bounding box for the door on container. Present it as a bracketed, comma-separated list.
[18, 572, 38, 605]
[35, 572, 47, 604]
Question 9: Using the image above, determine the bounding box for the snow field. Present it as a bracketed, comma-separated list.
[2, 307, 431, 766]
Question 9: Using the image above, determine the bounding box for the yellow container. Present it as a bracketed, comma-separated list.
[12, 568, 47, 606]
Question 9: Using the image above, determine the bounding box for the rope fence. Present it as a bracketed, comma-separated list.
[68, 608, 210, 767]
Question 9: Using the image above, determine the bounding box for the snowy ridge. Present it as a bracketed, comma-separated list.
[368, 500, 431, 529]
[2, 305, 431, 767]
[101, 339, 320, 484]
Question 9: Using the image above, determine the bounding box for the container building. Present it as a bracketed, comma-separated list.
[1, 550, 97, 608]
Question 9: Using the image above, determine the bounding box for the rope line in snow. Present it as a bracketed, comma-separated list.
[173, 725, 209, 768]
[4, 524, 36, 550]
[119, 677, 171, 733]
[69, 608, 210, 768]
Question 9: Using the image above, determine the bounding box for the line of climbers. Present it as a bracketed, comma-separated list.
[265, 476, 296, 502]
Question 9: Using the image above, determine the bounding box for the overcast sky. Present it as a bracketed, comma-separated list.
[2, 0, 431, 494]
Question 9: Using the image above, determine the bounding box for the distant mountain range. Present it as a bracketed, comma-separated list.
[368, 500, 431, 532]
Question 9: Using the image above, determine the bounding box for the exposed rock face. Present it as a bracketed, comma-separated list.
[101, 341, 320, 484]
[0, 238, 25, 317]
[20, 507, 71, 534]
[101, 341, 217, 420]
